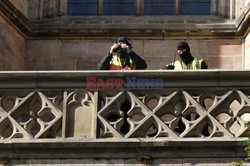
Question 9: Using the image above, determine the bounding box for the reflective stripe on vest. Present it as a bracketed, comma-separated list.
[174, 58, 207, 70]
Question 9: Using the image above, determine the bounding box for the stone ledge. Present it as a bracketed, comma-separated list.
[1, 0, 249, 39]
[31, 16, 238, 39]
[0, 139, 246, 159]
[1, 70, 250, 89]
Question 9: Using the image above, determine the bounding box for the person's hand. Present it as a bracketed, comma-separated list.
[110, 43, 119, 53]
[165, 64, 175, 70]
[119, 42, 131, 53]
[120, 43, 128, 49]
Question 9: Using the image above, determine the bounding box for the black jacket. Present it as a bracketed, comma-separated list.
[98, 51, 147, 70]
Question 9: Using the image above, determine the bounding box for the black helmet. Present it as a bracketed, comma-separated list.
[116, 37, 132, 49]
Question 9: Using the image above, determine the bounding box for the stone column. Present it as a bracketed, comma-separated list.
[218, 0, 227, 17]
[230, 0, 235, 19]
[210, 0, 218, 15]
[39, 0, 43, 19]
[59, 0, 67, 16]
[176, 0, 180, 15]
[136, 0, 144, 16]
[98, 0, 103, 15]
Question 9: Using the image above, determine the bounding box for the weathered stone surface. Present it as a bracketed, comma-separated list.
[245, 31, 250, 69]
[0, 13, 25, 70]
[183, 158, 243, 166]
[3, 158, 246, 166]
[25, 40, 61, 58]
[8, 0, 28, 17]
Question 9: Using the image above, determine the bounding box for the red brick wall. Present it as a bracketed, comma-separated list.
[0, 16, 25, 70]
[25, 39, 242, 70]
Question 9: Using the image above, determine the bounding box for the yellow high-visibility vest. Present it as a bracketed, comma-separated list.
[174, 58, 208, 70]
[109, 54, 135, 70]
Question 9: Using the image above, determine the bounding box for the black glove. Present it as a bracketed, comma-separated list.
[165, 64, 175, 70]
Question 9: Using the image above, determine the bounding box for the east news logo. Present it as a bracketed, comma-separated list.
[86, 77, 163, 89]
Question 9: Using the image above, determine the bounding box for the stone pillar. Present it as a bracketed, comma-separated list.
[210, 0, 218, 15]
[98, 0, 103, 15]
[230, 0, 235, 19]
[176, 0, 180, 15]
[63, 91, 97, 139]
[218, 0, 227, 17]
[59, 0, 67, 16]
[136, 0, 144, 16]
[39, 0, 43, 19]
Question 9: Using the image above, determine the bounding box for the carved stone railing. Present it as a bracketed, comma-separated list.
[0, 70, 249, 162]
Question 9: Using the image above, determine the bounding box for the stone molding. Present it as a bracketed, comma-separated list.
[0, 0, 250, 39]
[0, 139, 246, 159]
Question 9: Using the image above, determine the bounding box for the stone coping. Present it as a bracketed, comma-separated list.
[0, 137, 247, 145]
[0, 70, 250, 89]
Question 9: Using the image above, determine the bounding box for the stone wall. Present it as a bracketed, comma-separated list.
[25, 39, 242, 70]
[1, 158, 243, 166]
[27, 0, 67, 20]
[8, 0, 28, 17]
[235, 0, 250, 18]
[245, 31, 250, 69]
[0, 16, 25, 70]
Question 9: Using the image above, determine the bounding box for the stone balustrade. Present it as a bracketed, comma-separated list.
[0, 70, 249, 164]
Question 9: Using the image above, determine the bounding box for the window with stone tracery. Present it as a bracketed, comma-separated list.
[67, 0, 212, 16]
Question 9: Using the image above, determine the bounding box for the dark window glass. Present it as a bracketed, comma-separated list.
[103, 0, 134, 15]
[67, 0, 98, 15]
[180, 0, 210, 15]
[144, 0, 175, 15]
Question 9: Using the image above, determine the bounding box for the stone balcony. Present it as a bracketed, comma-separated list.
[0, 70, 249, 165]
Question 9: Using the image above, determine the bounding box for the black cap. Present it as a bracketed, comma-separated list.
[116, 37, 132, 49]
[177, 41, 190, 52]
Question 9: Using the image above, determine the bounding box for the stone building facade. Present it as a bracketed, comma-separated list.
[0, 0, 250, 71]
[0, 1, 250, 166]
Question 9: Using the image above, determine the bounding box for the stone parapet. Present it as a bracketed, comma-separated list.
[0, 70, 249, 164]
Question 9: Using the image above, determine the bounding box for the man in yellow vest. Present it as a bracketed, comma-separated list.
[164, 41, 208, 133]
[98, 37, 147, 70]
[165, 41, 208, 70]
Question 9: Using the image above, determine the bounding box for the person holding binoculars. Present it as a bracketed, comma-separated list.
[98, 37, 147, 70]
